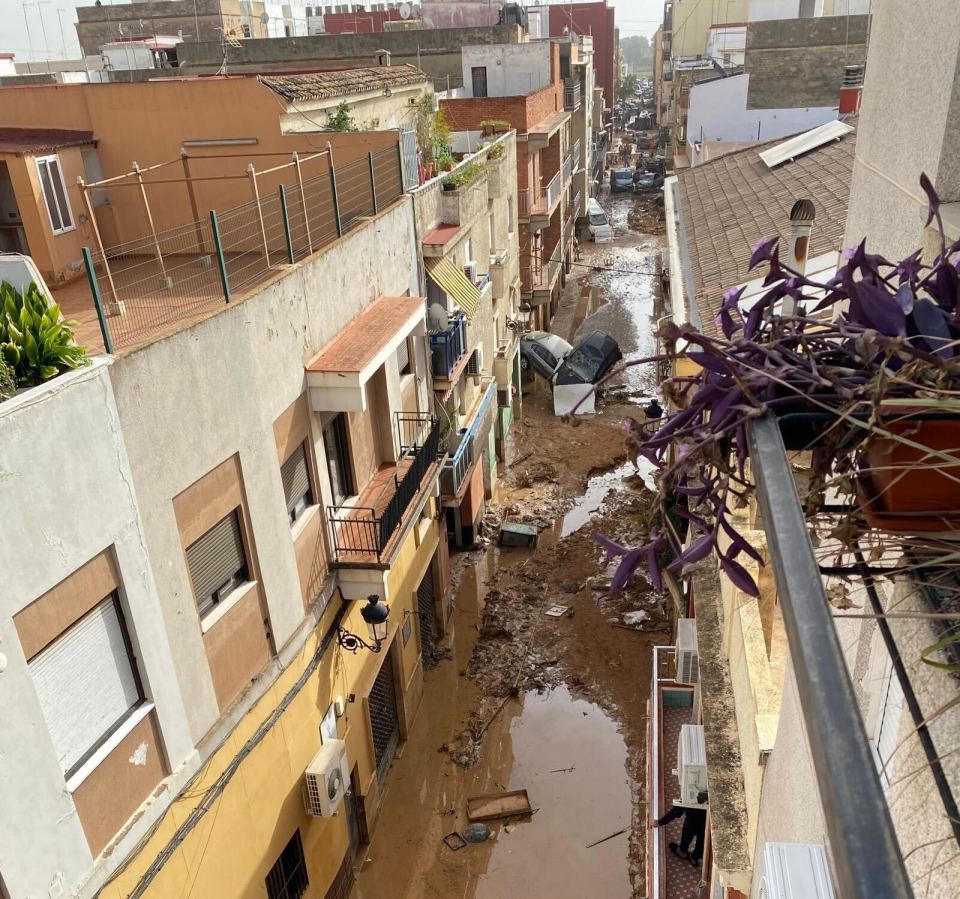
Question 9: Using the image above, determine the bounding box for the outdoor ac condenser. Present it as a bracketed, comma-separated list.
[675, 618, 699, 685]
[760, 843, 836, 899]
[677, 724, 708, 805]
[303, 739, 351, 817]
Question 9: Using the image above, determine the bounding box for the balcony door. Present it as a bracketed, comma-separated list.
[472, 66, 488, 98]
[323, 414, 354, 506]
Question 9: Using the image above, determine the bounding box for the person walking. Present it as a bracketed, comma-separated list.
[651, 794, 707, 866]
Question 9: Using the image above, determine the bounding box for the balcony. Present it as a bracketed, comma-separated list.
[528, 239, 563, 303]
[441, 380, 496, 500]
[562, 152, 573, 187]
[564, 79, 582, 111]
[429, 311, 468, 379]
[327, 413, 443, 565]
[519, 171, 562, 224]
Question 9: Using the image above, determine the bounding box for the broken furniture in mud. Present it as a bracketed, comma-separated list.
[499, 521, 539, 548]
[466, 789, 533, 822]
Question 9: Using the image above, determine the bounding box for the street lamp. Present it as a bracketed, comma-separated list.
[507, 302, 532, 334]
[338, 595, 390, 653]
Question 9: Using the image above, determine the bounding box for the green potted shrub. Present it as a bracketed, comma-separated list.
[0, 280, 89, 388]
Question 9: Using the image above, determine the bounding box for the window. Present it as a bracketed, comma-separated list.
[266, 830, 309, 899]
[28, 593, 143, 778]
[463, 238, 474, 266]
[185, 511, 250, 617]
[36, 155, 74, 234]
[872, 659, 905, 788]
[281, 443, 314, 525]
[488, 213, 495, 250]
[397, 337, 411, 376]
[471, 66, 488, 98]
[241, 23, 252, 38]
[508, 198, 515, 234]
[323, 413, 354, 506]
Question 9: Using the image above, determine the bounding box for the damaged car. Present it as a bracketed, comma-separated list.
[520, 330, 623, 415]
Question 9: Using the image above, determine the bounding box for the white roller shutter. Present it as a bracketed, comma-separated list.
[29, 596, 141, 775]
[874, 661, 905, 787]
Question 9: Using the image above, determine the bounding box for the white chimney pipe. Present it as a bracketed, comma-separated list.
[782, 198, 815, 317]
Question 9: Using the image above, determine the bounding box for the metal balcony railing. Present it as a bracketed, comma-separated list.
[519, 172, 561, 219]
[441, 381, 496, 496]
[562, 153, 573, 186]
[429, 311, 467, 378]
[747, 416, 913, 898]
[543, 171, 561, 211]
[564, 80, 581, 111]
[573, 138, 582, 166]
[327, 414, 442, 563]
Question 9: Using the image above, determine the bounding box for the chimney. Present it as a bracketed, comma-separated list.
[839, 64, 864, 115]
[788, 198, 816, 274]
[783, 199, 816, 317]
[375, 48, 392, 67]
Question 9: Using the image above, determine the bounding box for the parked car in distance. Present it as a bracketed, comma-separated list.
[634, 171, 664, 192]
[520, 329, 623, 385]
[610, 169, 634, 193]
[586, 197, 614, 242]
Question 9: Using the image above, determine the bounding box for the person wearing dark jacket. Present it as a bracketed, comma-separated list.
[651, 792, 707, 866]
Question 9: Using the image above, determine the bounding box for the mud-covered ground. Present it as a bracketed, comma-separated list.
[353, 188, 667, 899]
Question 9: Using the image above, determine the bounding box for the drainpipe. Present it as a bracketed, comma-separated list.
[782, 198, 815, 318]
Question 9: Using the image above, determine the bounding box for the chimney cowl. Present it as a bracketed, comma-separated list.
[789, 198, 816, 224]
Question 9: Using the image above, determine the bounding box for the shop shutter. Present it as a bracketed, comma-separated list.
[281, 444, 311, 512]
[29, 595, 140, 774]
[185, 511, 246, 605]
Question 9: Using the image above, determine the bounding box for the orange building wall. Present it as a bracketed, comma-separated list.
[0, 78, 399, 279]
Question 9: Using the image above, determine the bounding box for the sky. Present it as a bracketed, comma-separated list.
[0, 0, 664, 64]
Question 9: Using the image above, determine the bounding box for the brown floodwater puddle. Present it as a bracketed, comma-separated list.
[352, 546, 637, 899]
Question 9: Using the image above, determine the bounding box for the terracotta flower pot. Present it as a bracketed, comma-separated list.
[856, 403, 960, 531]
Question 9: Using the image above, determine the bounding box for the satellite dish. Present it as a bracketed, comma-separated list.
[260, 12, 270, 24]
[428, 303, 449, 331]
[399, 2, 412, 19]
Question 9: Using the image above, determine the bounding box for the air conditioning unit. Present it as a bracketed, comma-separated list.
[676, 724, 708, 805]
[466, 345, 484, 378]
[303, 739, 350, 817]
[463, 261, 478, 284]
[675, 617, 699, 684]
[759, 843, 835, 899]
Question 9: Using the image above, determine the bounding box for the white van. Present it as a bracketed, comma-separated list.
[586, 198, 613, 242]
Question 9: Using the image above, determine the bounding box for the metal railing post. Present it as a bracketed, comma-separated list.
[368, 151, 378, 214]
[82, 247, 113, 354]
[210, 210, 231, 303]
[247, 163, 270, 267]
[278, 184, 295, 264]
[329, 161, 342, 237]
[292, 151, 314, 255]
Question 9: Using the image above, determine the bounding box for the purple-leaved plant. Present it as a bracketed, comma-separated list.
[594, 175, 960, 597]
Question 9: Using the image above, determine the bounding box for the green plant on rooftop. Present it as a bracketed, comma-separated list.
[486, 142, 505, 160]
[442, 160, 487, 191]
[0, 358, 14, 402]
[414, 93, 453, 166]
[0, 281, 89, 387]
[577, 175, 960, 603]
[327, 101, 359, 132]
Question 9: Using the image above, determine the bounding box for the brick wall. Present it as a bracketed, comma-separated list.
[549, 2, 616, 110]
[441, 81, 563, 134]
[745, 15, 870, 109]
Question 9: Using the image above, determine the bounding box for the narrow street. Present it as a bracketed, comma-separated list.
[353, 188, 666, 899]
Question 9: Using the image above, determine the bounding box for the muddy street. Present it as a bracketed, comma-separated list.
[352, 190, 665, 899]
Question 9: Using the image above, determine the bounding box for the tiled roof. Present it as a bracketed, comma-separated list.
[259, 65, 427, 103]
[0, 127, 96, 156]
[306, 295, 424, 373]
[676, 125, 856, 337]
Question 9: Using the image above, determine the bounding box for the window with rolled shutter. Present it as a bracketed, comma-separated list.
[185, 510, 249, 616]
[281, 443, 313, 524]
[28, 594, 142, 777]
